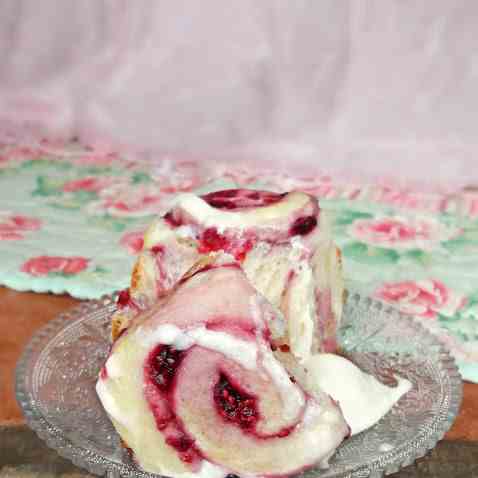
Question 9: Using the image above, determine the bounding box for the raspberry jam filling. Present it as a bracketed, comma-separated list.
[151, 244, 164, 256]
[150, 345, 186, 392]
[201, 189, 286, 210]
[116, 288, 143, 313]
[117, 289, 135, 309]
[213, 373, 259, 430]
[289, 215, 317, 236]
[144, 345, 202, 464]
[199, 228, 228, 252]
[213, 372, 296, 439]
[163, 211, 183, 228]
[198, 228, 254, 261]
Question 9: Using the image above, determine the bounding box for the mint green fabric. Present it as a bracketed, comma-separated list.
[0, 145, 477, 382]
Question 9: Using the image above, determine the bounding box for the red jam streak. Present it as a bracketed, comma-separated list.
[163, 211, 183, 227]
[289, 215, 317, 236]
[150, 345, 186, 392]
[144, 345, 202, 464]
[99, 365, 108, 380]
[213, 371, 296, 438]
[117, 289, 132, 308]
[151, 244, 164, 256]
[212, 370, 298, 439]
[198, 228, 254, 261]
[213, 373, 259, 430]
[116, 288, 141, 312]
[201, 189, 286, 210]
[165, 434, 196, 457]
[199, 228, 228, 252]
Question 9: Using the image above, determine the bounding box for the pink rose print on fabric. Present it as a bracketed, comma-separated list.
[374, 187, 421, 209]
[120, 230, 145, 254]
[21, 256, 89, 277]
[0, 146, 47, 168]
[0, 214, 42, 240]
[461, 193, 478, 218]
[371, 186, 445, 212]
[376, 279, 467, 319]
[62, 176, 113, 193]
[73, 151, 119, 167]
[87, 183, 165, 218]
[348, 215, 461, 251]
[158, 177, 201, 194]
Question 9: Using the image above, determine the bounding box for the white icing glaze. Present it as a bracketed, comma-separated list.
[176, 225, 196, 239]
[291, 398, 347, 470]
[137, 323, 196, 350]
[135, 324, 258, 370]
[188, 327, 257, 370]
[304, 354, 412, 436]
[173, 192, 310, 230]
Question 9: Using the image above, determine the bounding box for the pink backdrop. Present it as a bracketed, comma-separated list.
[0, 1, 477, 189]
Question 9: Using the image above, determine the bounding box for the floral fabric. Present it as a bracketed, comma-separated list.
[1, 142, 477, 382]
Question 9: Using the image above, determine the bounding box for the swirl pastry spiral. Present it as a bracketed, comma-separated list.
[112, 189, 344, 361]
[97, 264, 348, 477]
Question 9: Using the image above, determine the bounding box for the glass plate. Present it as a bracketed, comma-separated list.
[15, 292, 462, 478]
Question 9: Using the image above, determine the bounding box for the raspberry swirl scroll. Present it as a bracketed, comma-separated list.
[98, 265, 348, 477]
[112, 189, 344, 361]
